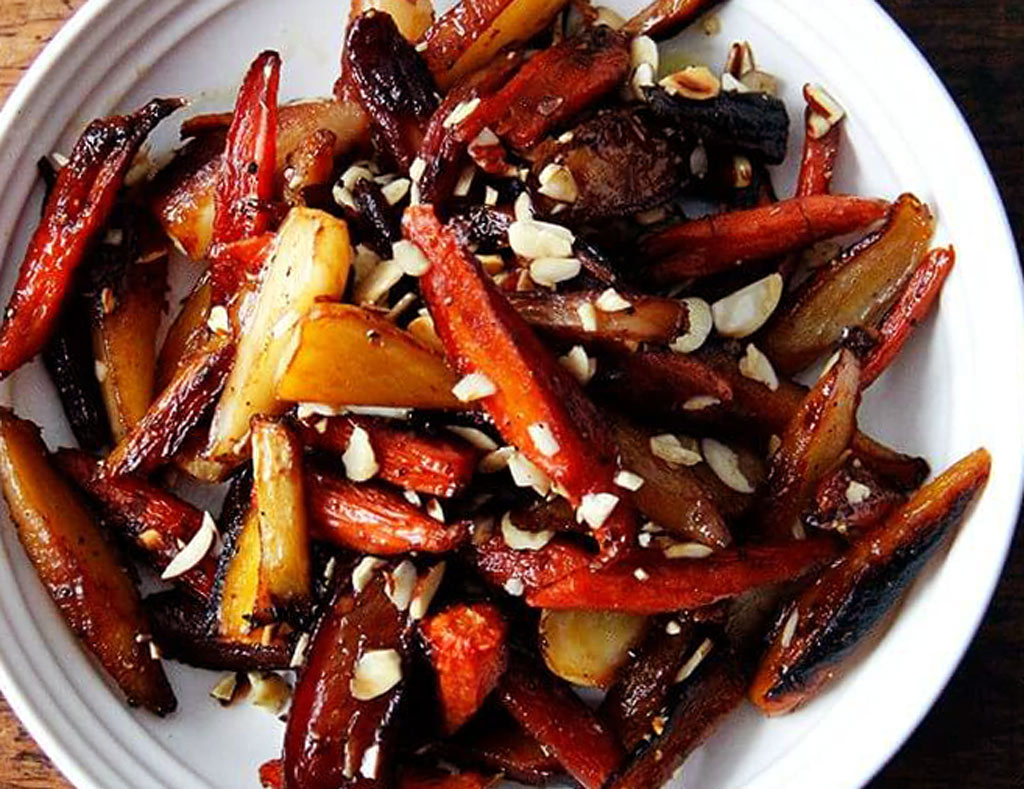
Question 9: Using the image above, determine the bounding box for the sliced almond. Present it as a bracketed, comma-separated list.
[530, 257, 581, 288]
[207, 305, 231, 335]
[410, 562, 446, 620]
[425, 498, 445, 522]
[780, 608, 800, 648]
[479, 445, 516, 473]
[804, 83, 846, 128]
[392, 239, 430, 276]
[248, 671, 291, 713]
[343, 425, 379, 482]
[669, 297, 713, 354]
[682, 395, 721, 411]
[559, 345, 597, 384]
[453, 165, 476, 197]
[507, 452, 552, 496]
[701, 438, 754, 493]
[501, 511, 554, 551]
[846, 480, 872, 505]
[210, 673, 238, 704]
[452, 372, 497, 402]
[443, 97, 481, 128]
[577, 492, 620, 531]
[161, 512, 217, 580]
[576, 301, 599, 332]
[537, 164, 578, 203]
[614, 469, 645, 491]
[350, 649, 403, 700]
[352, 556, 385, 594]
[675, 637, 714, 683]
[630, 35, 659, 73]
[289, 632, 312, 669]
[650, 433, 702, 466]
[354, 258, 404, 306]
[724, 41, 755, 78]
[508, 219, 575, 259]
[659, 66, 720, 100]
[711, 273, 783, 338]
[595, 288, 632, 313]
[386, 560, 418, 611]
[381, 177, 411, 205]
[738, 343, 779, 391]
[528, 422, 560, 457]
[664, 542, 713, 559]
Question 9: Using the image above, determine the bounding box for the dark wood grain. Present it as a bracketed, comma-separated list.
[0, 1, 1020, 788]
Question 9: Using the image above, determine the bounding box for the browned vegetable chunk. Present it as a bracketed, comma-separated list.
[803, 454, 905, 536]
[624, 0, 721, 38]
[508, 290, 686, 345]
[759, 349, 861, 541]
[499, 658, 625, 789]
[283, 573, 412, 789]
[0, 409, 175, 714]
[763, 193, 935, 374]
[606, 647, 744, 789]
[750, 449, 990, 715]
[251, 418, 312, 624]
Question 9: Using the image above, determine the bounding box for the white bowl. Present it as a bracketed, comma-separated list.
[0, 1, 1020, 787]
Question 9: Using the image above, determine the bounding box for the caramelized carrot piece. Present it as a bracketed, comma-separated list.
[56, 449, 216, 600]
[294, 414, 479, 498]
[803, 454, 905, 535]
[453, 26, 630, 153]
[306, 463, 467, 554]
[406, 206, 635, 561]
[623, 0, 721, 38]
[0, 410, 176, 714]
[259, 759, 283, 789]
[850, 432, 930, 491]
[527, 539, 839, 614]
[472, 533, 592, 594]
[795, 107, 843, 198]
[207, 232, 275, 311]
[0, 99, 181, 377]
[103, 334, 234, 477]
[422, 602, 509, 733]
[211, 50, 280, 249]
[861, 246, 955, 387]
[642, 195, 890, 282]
[500, 659, 624, 789]
[284, 574, 411, 789]
[751, 449, 990, 715]
[759, 349, 861, 542]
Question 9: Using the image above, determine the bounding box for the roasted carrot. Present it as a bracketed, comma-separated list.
[211, 50, 280, 250]
[406, 205, 635, 561]
[803, 454, 905, 535]
[527, 539, 839, 614]
[751, 448, 990, 715]
[56, 449, 216, 600]
[763, 193, 935, 374]
[422, 602, 509, 733]
[207, 232, 275, 311]
[306, 463, 468, 554]
[294, 414, 479, 498]
[0, 98, 181, 377]
[0, 410, 176, 714]
[284, 573, 412, 789]
[260, 759, 284, 789]
[850, 432, 930, 491]
[453, 26, 630, 153]
[759, 349, 861, 542]
[861, 246, 955, 387]
[499, 658, 624, 789]
[642, 195, 890, 282]
[472, 533, 592, 594]
[103, 334, 234, 477]
[623, 0, 722, 38]
[795, 106, 843, 198]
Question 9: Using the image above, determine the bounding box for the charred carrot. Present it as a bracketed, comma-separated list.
[211, 51, 280, 249]
[294, 414, 479, 498]
[422, 602, 509, 733]
[527, 539, 839, 614]
[795, 110, 842, 198]
[642, 195, 890, 282]
[306, 463, 468, 554]
[861, 246, 955, 387]
[623, 0, 722, 38]
[499, 658, 624, 789]
[0, 99, 181, 377]
[406, 205, 635, 561]
[758, 350, 861, 542]
[751, 448, 990, 715]
[56, 449, 216, 600]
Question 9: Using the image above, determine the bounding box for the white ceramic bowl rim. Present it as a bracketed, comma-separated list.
[0, 1, 1020, 788]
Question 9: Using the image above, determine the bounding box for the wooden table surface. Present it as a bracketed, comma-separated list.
[0, 0, 1022, 787]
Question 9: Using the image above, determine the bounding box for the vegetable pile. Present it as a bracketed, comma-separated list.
[0, 0, 990, 787]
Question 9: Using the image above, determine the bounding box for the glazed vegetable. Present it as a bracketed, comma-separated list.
[346, 10, 438, 169]
[294, 414, 479, 498]
[861, 245, 955, 386]
[803, 454, 905, 535]
[499, 658, 625, 789]
[642, 194, 890, 282]
[277, 303, 462, 410]
[750, 448, 990, 715]
[56, 449, 217, 601]
[103, 334, 234, 477]
[348, 0, 434, 42]
[251, 418, 312, 624]
[795, 93, 844, 198]
[507, 290, 686, 345]
[406, 205, 636, 561]
[306, 463, 468, 554]
[211, 50, 280, 250]
[763, 193, 936, 374]
[758, 349, 861, 541]
[422, 602, 509, 733]
[92, 258, 167, 441]
[0, 98, 180, 377]
[624, 0, 722, 38]
[528, 539, 839, 614]
[0, 409, 175, 714]
[207, 207, 352, 462]
[539, 609, 648, 688]
[283, 573, 412, 789]
[421, 0, 570, 89]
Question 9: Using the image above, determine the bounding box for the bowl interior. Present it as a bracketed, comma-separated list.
[0, 1, 1020, 788]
